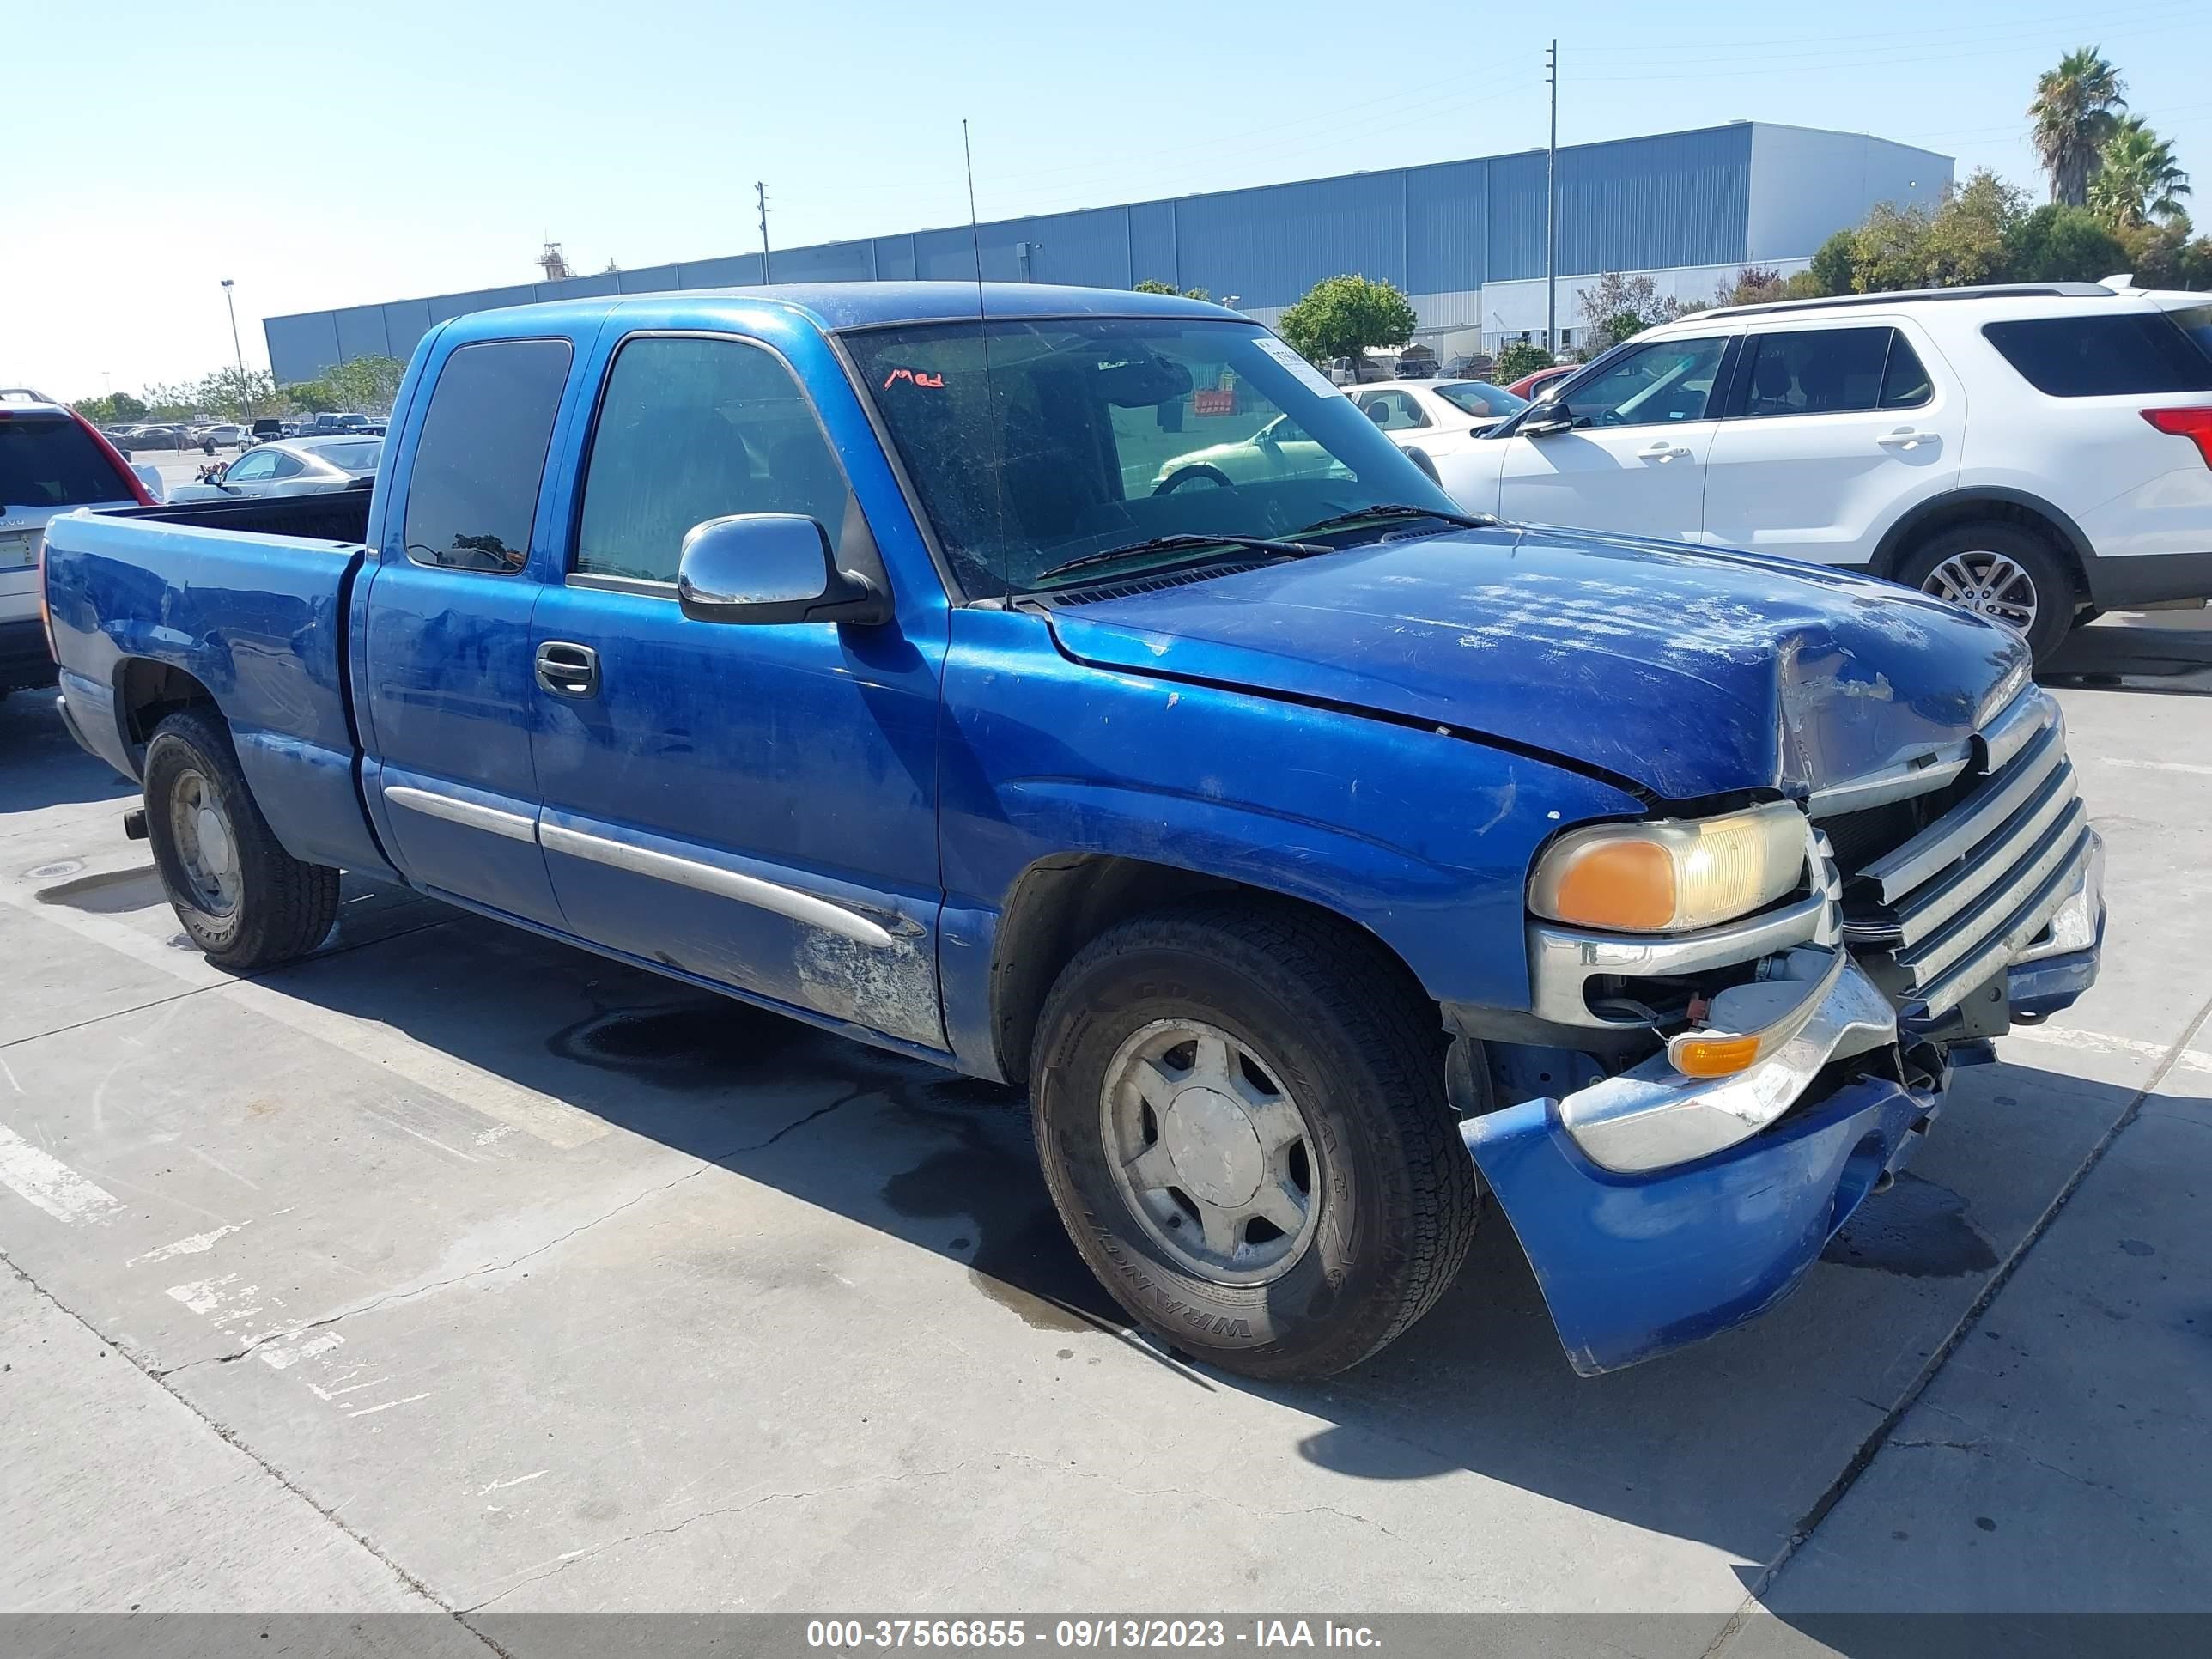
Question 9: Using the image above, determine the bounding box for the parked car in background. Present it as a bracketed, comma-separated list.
[251, 417, 286, 443]
[46, 283, 2104, 1381]
[0, 392, 154, 693]
[1347, 380, 1529, 501]
[1504, 362, 1578, 402]
[198, 423, 252, 453]
[1458, 280, 2212, 660]
[167, 435, 382, 501]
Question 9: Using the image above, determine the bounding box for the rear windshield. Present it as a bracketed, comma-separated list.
[308, 440, 382, 472]
[0, 416, 130, 509]
[1982, 312, 2212, 397]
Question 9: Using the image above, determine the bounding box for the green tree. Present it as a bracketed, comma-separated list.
[1849, 200, 1936, 291]
[2090, 117, 2191, 229]
[72, 392, 148, 424]
[1807, 228, 1859, 296]
[1921, 170, 2026, 286]
[2029, 46, 2126, 207]
[1491, 342, 1555, 383]
[322, 355, 408, 416]
[283, 377, 338, 415]
[197, 367, 279, 420]
[2004, 204, 2128, 281]
[1133, 278, 1212, 301]
[1275, 275, 1418, 364]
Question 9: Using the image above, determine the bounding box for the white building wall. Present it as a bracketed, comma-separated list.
[1746, 125, 1952, 265]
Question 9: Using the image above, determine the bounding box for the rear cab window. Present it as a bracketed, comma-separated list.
[402, 339, 574, 572]
[1, 416, 135, 512]
[1982, 310, 2212, 397]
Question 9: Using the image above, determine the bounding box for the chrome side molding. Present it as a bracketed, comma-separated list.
[382, 784, 538, 843]
[538, 820, 896, 948]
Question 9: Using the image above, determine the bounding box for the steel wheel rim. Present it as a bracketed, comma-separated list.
[169, 768, 240, 916]
[1921, 551, 2039, 635]
[1099, 1017, 1322, 1285]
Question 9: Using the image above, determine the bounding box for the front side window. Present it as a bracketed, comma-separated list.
[1983, 313, 2212, 397]
[1556, 337, 1729, 428]
[846, 319, 1455, 598]
[402, 338, 573, 573]
[574, 336, 856, 585]
[1357, 389, 1431, 431]
[223, 449, 280, 483]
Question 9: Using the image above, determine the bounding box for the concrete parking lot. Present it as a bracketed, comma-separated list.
[1, 620, 2207, 1650]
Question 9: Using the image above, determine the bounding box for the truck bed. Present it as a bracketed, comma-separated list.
[118, 486, 374, 545]
[41, 496, 383, 874]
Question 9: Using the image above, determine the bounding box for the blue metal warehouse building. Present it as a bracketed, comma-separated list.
[264, 121, 1949, 384]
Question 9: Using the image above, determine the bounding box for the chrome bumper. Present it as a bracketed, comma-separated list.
[1555, 948, 1897, 1174]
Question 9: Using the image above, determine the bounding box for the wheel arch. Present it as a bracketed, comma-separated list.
[1869, 488, 2097, 606]
[983, 852, 1435, 1091]
[114, 658, 220, 750]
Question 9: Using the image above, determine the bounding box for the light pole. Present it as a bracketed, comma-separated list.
[220, 279, 247, 410]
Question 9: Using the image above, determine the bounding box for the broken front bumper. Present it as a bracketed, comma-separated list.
[1471, 835, 2106, 1376]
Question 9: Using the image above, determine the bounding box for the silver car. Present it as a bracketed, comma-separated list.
[171, 436, 383, 501]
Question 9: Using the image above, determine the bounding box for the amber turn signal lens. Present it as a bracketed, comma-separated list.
[1668, 1032, 1764, 1079]
[1543, 838, 1677, 931]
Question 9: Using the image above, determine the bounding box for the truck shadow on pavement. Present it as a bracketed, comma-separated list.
[213, 885, 2157, 1583]
[2042, 615, 2212, 693]
[0, 691, 138, 815]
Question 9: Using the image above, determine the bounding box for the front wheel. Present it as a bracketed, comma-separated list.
[1897, 522, 2076, 664]
[1031, 902, 1480, 1378]
[143, 709, 340, 970]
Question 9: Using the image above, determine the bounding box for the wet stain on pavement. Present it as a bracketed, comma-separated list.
[878, 1092, 1128, 1334]
[547, 1001, 817, 1087]
[37, 866, 165, 915]
[1822, 1172, 1997, 1277]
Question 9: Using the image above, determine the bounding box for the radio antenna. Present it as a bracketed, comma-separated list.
[963, 118, 1011, 559]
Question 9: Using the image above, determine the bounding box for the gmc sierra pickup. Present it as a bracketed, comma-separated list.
[40, 283, 2105, 1378]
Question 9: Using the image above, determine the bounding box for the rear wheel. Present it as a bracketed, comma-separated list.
[1897, 521, 2075, 664]
[1030, 902, 1480, 1378]
[143, 709, 339, 971]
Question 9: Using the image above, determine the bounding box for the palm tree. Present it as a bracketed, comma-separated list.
[2089, 118, 2192, 228]
[2028, 47, 2127, 206]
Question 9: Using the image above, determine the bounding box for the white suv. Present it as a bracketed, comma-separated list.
[1453, 282, 2212, 661]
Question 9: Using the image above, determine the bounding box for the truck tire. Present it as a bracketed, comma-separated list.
[1030, 901, 1480, 1378]
[1897, 521, 2075, 665]
[142, 708, 339, 971]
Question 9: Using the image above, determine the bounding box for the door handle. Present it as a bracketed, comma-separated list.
[535, 641, 599, 698]
[1642, 441, 1693, 461]
[1877, 428, 1936, 450]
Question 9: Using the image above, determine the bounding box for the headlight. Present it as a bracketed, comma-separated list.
[1529, 803, 1806, 933]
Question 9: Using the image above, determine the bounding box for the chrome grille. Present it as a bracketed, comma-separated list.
[1837, 690, 2093, 1019]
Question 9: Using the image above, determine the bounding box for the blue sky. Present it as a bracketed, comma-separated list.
[9, 0, 2210, 396]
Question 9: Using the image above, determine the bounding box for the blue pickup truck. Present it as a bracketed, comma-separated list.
[41, 284, 2104, 1378]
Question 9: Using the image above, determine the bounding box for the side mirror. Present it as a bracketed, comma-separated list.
[1520, 399, 1571, 435]
[676, 514, 890, 628]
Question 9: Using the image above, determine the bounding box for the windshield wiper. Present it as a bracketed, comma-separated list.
[1295, 504, 1499, 536]
[1030, 532, 1329, 588]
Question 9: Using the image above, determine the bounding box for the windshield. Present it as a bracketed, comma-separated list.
[846, 318, 1462, 596]
[1434, 381, 1528, 419]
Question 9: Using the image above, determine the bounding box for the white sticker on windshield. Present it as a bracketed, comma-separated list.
[1250, 336, 1346, 400]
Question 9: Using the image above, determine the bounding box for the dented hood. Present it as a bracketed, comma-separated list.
[1044, 526, 2027, 802]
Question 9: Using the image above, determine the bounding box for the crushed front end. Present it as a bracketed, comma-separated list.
[1458, 684, 2103, 1375]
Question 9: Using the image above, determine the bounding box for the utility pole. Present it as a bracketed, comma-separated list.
[220, 278, 247, 412]
[1545, 40, 1559, 355]
[757, 182, 773, 283]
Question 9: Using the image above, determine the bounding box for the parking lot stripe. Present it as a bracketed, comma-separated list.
[2007, 1023, 2212, 1073]
[0, 1121, 125, 1224]
[2100, 756, 2212, 778]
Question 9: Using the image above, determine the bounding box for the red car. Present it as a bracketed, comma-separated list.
[1504, 363, 1578, 402]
